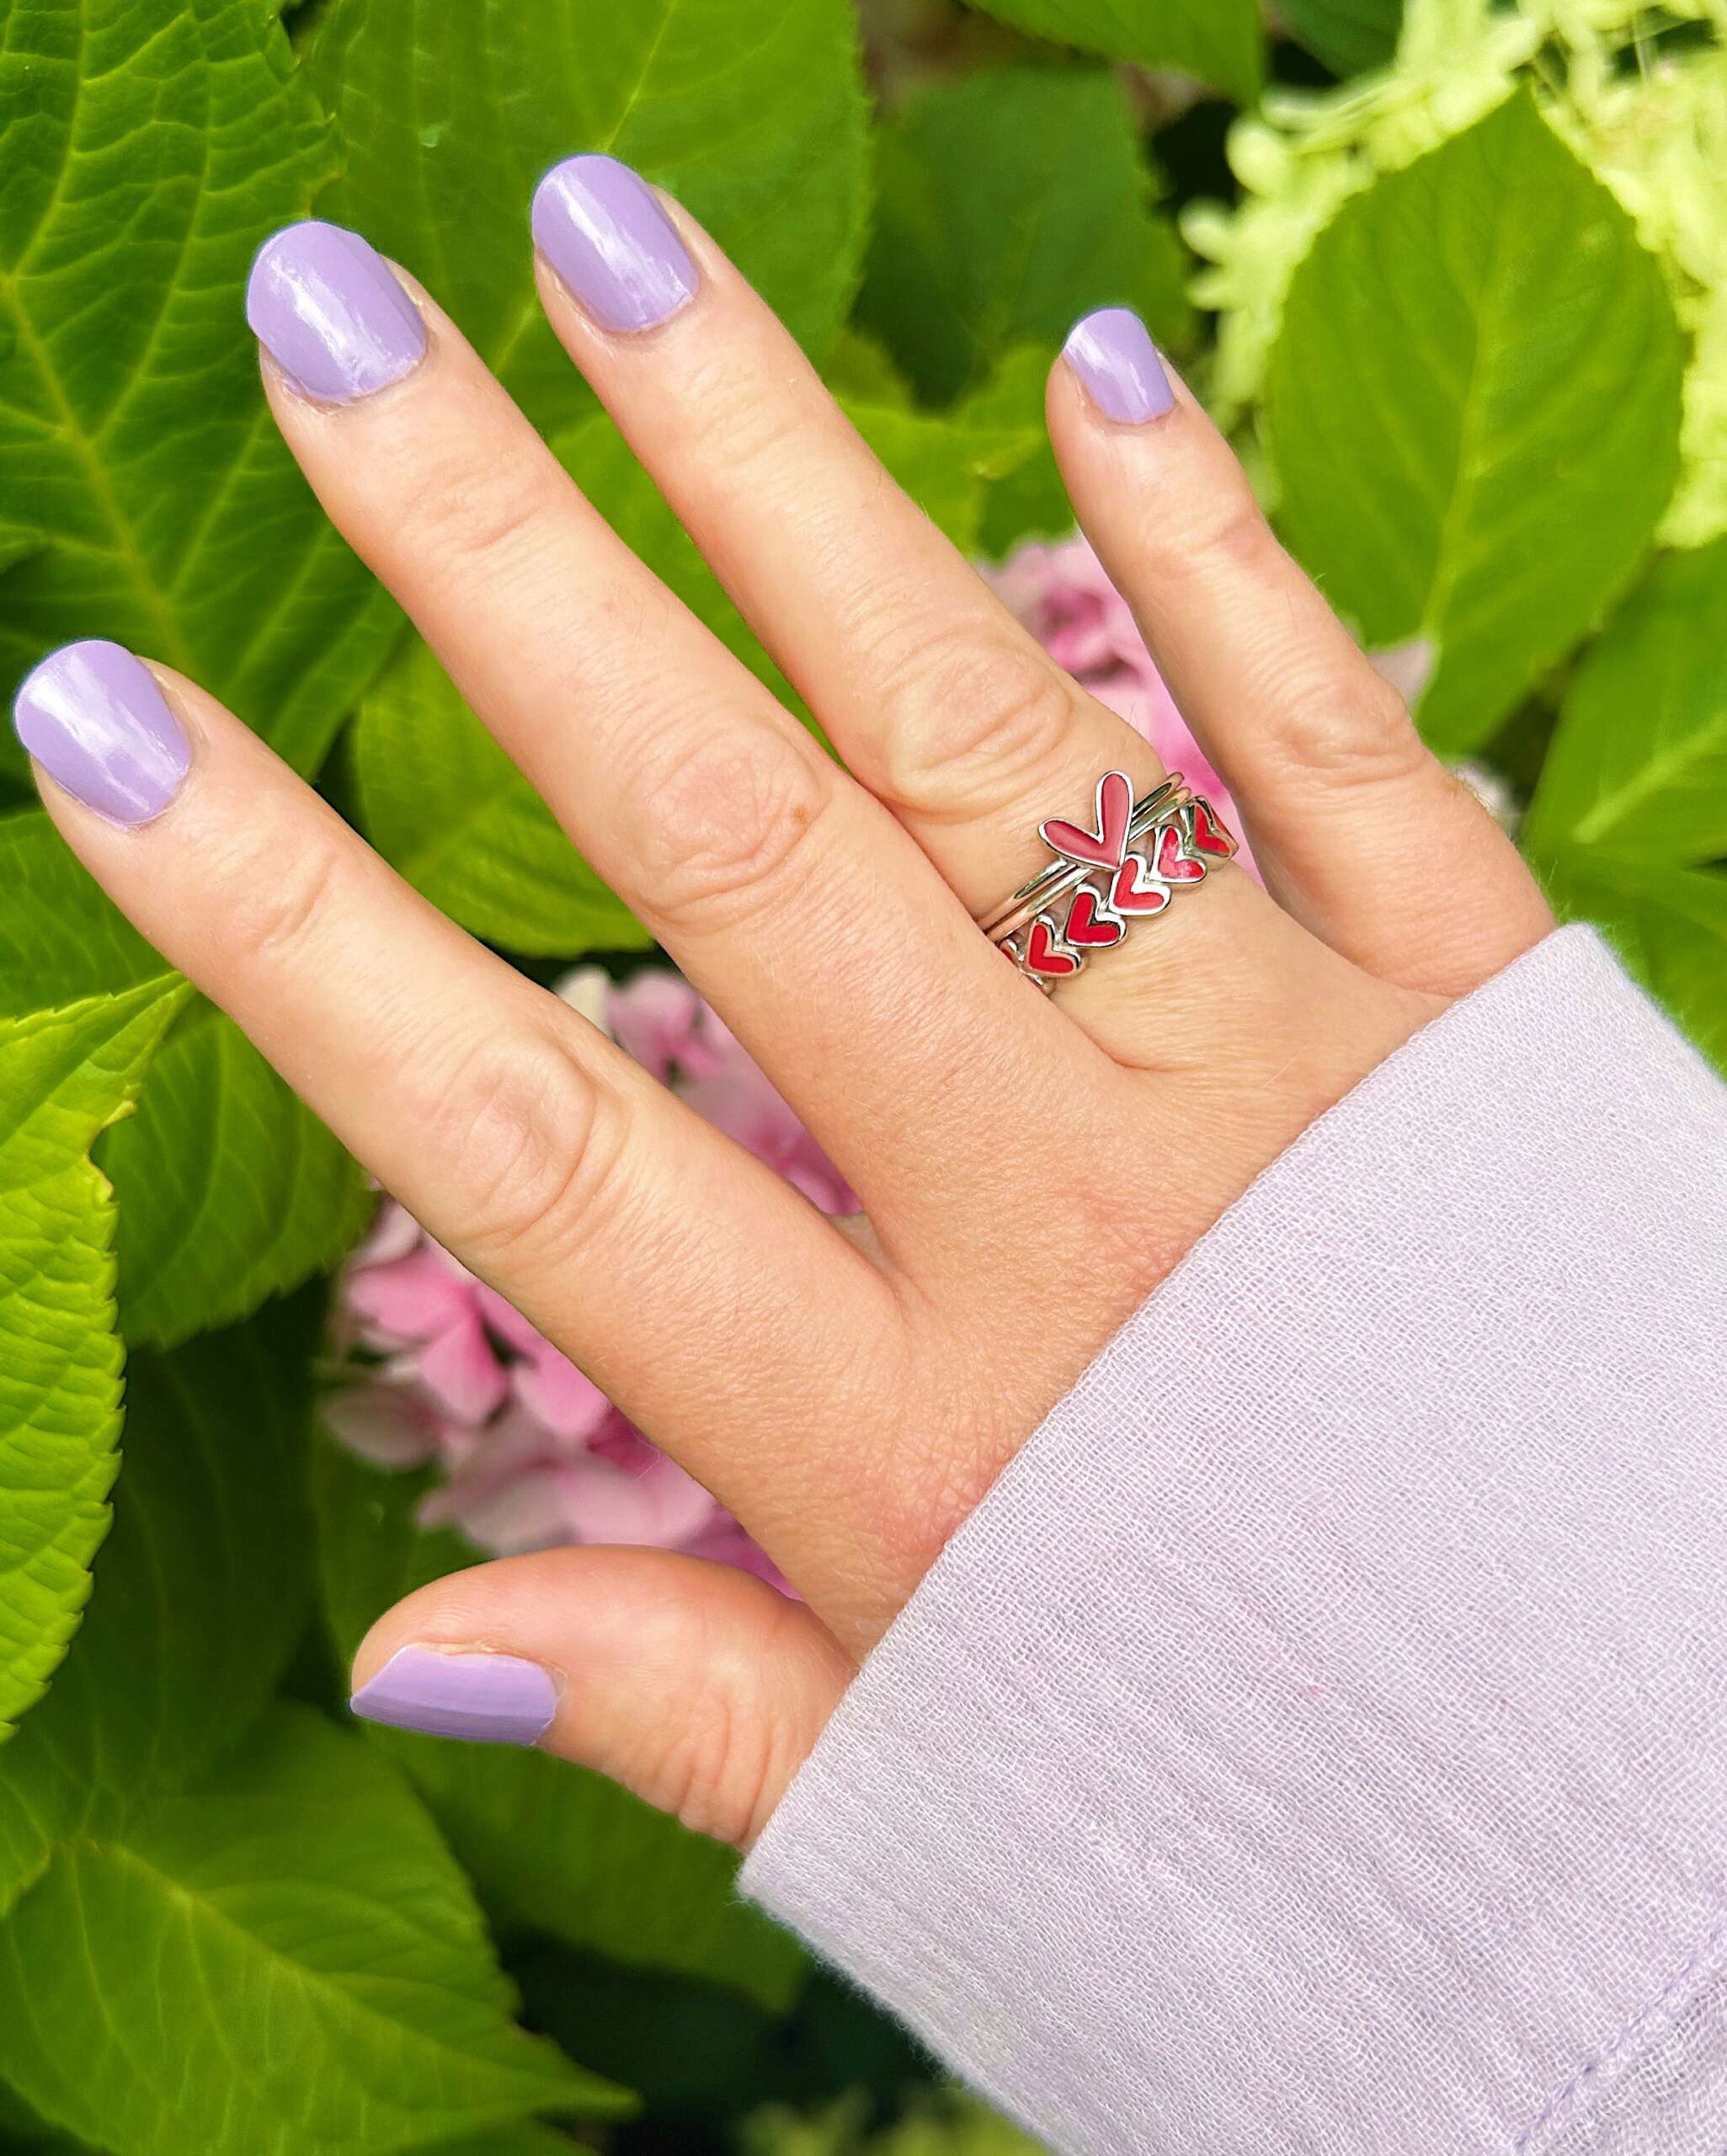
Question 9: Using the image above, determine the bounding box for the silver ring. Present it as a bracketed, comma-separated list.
[979, 772, 1237, 992]
[975, 776, 1188, 942]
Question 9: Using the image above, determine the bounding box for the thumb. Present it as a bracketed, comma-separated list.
[349, 1545, 854, 1849]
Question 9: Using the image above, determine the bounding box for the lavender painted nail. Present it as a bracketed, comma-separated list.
[350, 1646, 557, 1747]
[1063, 307, 1175, 424]
[531, 153, 698, 334]
[13, 639, 190, 826]
[246, 220, 425, 403]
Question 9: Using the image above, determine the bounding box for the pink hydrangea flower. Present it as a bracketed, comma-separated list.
[325, 978, 854, 1582]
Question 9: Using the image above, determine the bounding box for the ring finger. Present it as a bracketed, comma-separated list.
[527, 158, 1307, 1049]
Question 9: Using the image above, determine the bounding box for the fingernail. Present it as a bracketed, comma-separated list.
[13, 639, 190, 826]
[350, 1646, 557, 1747]
[246, 219, 426, 403]
[531, 153, 698, 334]
[1063, 307, 1175, 424]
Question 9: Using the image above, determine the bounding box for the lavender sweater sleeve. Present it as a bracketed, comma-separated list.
[743, 926, 1727, 2156]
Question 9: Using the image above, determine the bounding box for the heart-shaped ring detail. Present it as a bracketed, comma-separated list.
[1191, 798, 1235, 858]
[1154, 822, 1206, 883]
[1024, 916, 1081, 977]
[1040, 770, 1133, 872]
[1109, 853, 1171, 916]
[1064, 888, 1125, 947]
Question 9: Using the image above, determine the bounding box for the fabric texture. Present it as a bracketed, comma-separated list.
[744, 926, 1727, 2156]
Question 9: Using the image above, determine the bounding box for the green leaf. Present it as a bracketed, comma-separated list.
[1538, 852, 1727, 1076]
[98, 1001, 369, 1348]
[317, 1443, 808, 2013]
[0, 981, 181, 1744]
[0, 0, 401, 786]
[1264, 90, 1684, 753]
[0, 813, 162, 1018]
[0, 813, 366, 1344]
[1526, 541, 1727, 865]
[856, 67, 1193, 409]
[1278, 0, 1402, 77]
[306, 0, 869, 435]
[956, 344, 1075, 558]
[0, 1292, 325, 1914]
[352, 632, 649, 958]
[958, 0, 1261, 104]
[0, 1706, 622, 2155]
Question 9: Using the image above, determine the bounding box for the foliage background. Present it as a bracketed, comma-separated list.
[2, 0, 1724, 2148]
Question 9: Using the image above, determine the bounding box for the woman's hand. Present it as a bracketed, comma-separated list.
[14, 158, 1551, 1846]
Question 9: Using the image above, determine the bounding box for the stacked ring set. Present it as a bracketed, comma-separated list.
[978, 771, 1237, 990]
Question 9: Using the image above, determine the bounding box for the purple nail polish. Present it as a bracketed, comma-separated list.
[350, 1646, 557, 1747]
[13, 639, 190, 826]
[246, 220, 425, 403]
[531, 153, 698, 334]
[1063, 307, 1175, 424]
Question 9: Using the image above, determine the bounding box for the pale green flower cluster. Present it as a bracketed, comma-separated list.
[1188, 0, 1727, 542]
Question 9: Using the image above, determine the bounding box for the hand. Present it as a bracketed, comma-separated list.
[17, 161, 1551, 1846]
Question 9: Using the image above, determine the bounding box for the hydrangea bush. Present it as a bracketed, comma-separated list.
[1, 1, 1723, 2150]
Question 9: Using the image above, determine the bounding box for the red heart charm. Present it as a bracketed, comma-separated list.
[1065, 888, 1124, 947]
[1041, 771, 1133, 872]
[1154, 822, 1206, 883]
[1191, 798, 1234, 858]
[1024, 917, 1079, 977]
[1109, 853, 1170, 916]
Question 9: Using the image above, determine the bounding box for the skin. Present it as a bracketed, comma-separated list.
[33, 198, 1554, 1850]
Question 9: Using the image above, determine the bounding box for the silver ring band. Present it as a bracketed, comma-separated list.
[974, 776, 1189, 942]
[978, 772, 1238, 992]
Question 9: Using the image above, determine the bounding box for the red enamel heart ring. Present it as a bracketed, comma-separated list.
[1154, 823, 1206, 883]
[978, 773, 1237, 993]
[1065, 889, 1125, 947]
[1109, 854, 1170, 916]
[1023, 918, 1080, 977]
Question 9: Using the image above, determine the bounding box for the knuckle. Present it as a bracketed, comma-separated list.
[684, 350, 808, 472]
[1154, 472, 1276, 579]
[869, 622, 1086, 819]
[429, 1017, 631, 1272]
[1259, 664, 1432, 793]
[216, 818, 349, 971]
[402, 451, 560, 574]
[632, 732, 836, 934]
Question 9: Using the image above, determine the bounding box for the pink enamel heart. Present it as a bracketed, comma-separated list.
[1041, 771, 1133, 872]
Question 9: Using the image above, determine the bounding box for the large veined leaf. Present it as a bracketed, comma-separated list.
[351, 633, 651, 958]
[317, 1443, 808, 2014]
[958, 0, 1261, 104]
[0, 980, 181, 1743]
[0, 1294, 323, 1915]
[1264, 90, 1684, 753]
[1540, 852, 1727, 1078]
[0, 811, 367, 1344]
[1525, 539, 1727, 866]
[0, 812, 161, 1012]
[0, 1706, 624, 2155]
[98, 1001, 370, 1348]
[352, 397, 1026, 954]
[0, 0, 401, 787]
[1278, 0, 1403, 77]
[857, 67, 1193, 409]
[307, 0, 869, 436]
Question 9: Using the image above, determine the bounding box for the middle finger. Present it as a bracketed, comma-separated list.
[246, 222, 1106, 1261]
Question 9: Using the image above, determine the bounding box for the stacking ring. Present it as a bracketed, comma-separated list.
[977, 770, 1237, 990]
